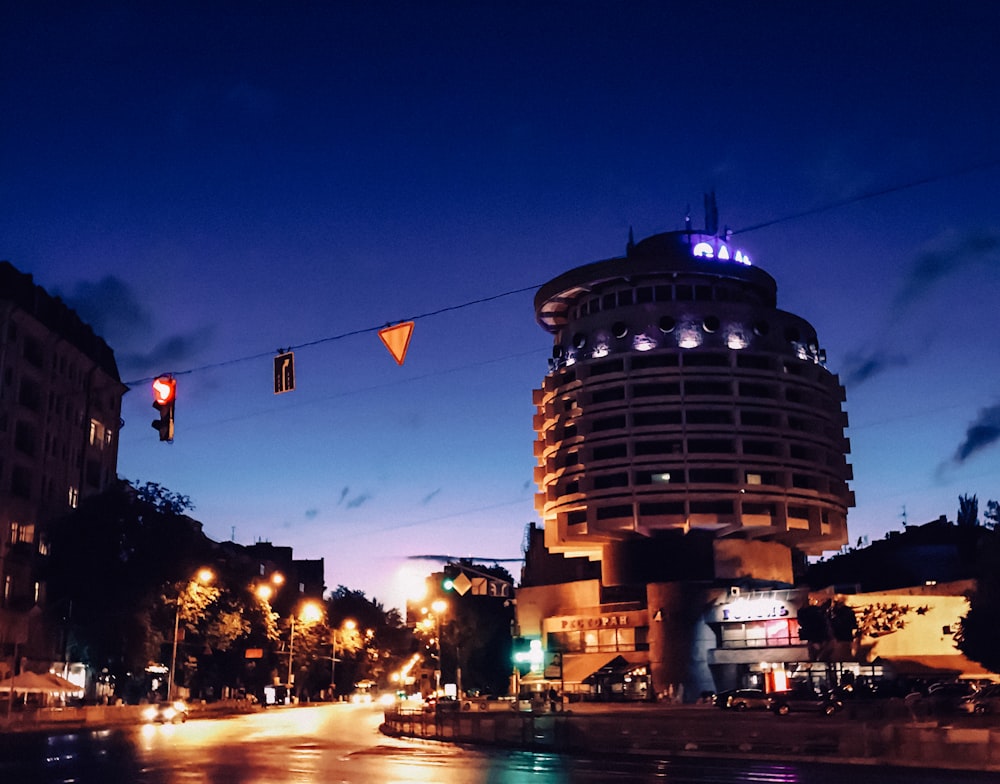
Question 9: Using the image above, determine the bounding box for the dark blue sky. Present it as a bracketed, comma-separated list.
[3, 2, 999, 608]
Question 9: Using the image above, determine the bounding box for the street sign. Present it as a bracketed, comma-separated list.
[274, 351, 295, 394]
[378, 321, 414, 365]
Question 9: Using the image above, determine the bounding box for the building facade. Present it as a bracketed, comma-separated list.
[0, 261, 127, 668]
[519, 213, 856, 699]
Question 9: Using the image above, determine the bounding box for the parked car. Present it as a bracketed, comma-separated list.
[716, 688, 770, 711]
[769, 685, 843, 716]
[142, 700, 189, 724]
[959, 683, 1000, 714]
[922, 681, 977, 714]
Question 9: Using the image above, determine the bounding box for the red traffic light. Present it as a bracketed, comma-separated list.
[152, 376, 176, 405]
[151, 376, 176, 442]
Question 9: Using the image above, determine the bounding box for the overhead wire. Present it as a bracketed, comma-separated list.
[122, 156, 1000, 390]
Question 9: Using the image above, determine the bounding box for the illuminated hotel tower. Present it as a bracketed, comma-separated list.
[532, 214, 853, 586]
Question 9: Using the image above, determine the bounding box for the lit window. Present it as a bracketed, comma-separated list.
[746, 473, 763, 485]
[693, 241, 714, 258]
[677, 327, 702, 349]
[633, 334, 656, 352]
[726, 330, 749, 350]
[68, 486, 79, 508]
[717, 245, 730, 260]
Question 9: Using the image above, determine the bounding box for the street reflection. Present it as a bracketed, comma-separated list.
[2, 706, 998, 784]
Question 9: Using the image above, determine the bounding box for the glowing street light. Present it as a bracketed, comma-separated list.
[331, 618, 356, 698]
[168, 568, 214, 700]
[288, 600, 324, 693]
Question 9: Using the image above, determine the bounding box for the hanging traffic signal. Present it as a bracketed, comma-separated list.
[151, 376, 176, 442]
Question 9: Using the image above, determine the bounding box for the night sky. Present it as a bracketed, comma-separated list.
[3, 2, 999, 610]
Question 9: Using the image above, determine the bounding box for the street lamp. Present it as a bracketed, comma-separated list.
[168, 567, 214, 701]
[287, 601, 323, 697]
[330, 618, 356, 699]
[431, 599, 447, 694]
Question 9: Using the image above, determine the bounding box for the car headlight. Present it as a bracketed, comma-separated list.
[142, 706, 158, 722]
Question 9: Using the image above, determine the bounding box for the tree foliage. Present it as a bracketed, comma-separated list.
[45, 479, 215, 687]
[957, 523, 1000, 673]
[958, 493, 980, 527]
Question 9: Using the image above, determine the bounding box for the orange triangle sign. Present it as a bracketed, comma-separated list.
[378, 321, 414, 365]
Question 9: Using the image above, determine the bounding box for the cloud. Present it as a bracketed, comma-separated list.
[117, 325, 216, 375]
[894, 230, 1000, 310]
[57, 273, 214, 378]
[952, 402, 1000, 464]
[346, 493, 371, 509]
[421, 488, 442, 505]
[57, 275, 152, 340]
[841, 349, 909, 387]
[304, 509, 319, 520]
[337, 487, 349, 506]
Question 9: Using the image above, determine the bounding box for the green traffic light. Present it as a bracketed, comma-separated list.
[442, 578, 454, 591]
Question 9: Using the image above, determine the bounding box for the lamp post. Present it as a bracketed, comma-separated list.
[431, 599, 447, 695]
[168, 568, 213, 701]
[287, 601, 323, 699]
[330, 619, 356, 699]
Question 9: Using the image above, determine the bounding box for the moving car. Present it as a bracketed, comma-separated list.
[769, 685, 843, 716]
[142, 700, 189, 724]
[715, 688, 770, 711]
[959, 683, 1000, 714]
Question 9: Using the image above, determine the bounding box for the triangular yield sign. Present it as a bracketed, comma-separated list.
[378, 321, 414, 365]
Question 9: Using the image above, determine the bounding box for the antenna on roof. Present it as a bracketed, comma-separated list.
[626, 226, 635, 255]
[704, 191, 719, 236]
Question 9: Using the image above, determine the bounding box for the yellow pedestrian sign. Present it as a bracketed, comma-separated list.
[378, 322, 414, 365]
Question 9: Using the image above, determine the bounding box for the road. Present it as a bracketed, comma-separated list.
[0, 703, 996, 783]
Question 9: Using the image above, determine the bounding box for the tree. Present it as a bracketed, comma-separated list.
[957, 526, 1000, 673]
[958, 494, 980, 527]
[441, 561, 516, 697]
[984, 500, 1000, 530]
[326, 587, 412, 697]
[44, 479, 215, 699]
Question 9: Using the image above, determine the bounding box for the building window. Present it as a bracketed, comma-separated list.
[591, 387, 625, 404]
[11, 465, 31, 498]
[14, 421, 37, 456]
[593, 473, 628, 490]
[639, 501, 684, 515]
[592, 444, 626, 460]
[636, 469, 684, 485]
[720, 619, 800, 648]
[589, 359, 624, 376]
[592, 415, 626, 432]
[688, 468, 734, 483]
[10, 521, 34, 544]
[633, 410, 681, 427]
[685, 380, 730, 396]
[686, 410, 733, 425]
[68, 486, 79, 508]
[687, 438, 732, 453]
[596, 504, 632, 520]
[632, 382, 680, 397]
[690, 500, 734, 514]
[634, 440, 681, 456]
[18, 378, 41, 411]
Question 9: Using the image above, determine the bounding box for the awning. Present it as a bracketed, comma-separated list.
[0, 671, 83, 694]
[560, 652, 648, 685]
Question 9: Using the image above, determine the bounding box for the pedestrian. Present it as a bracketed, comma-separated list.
[548, 686, 559, 712]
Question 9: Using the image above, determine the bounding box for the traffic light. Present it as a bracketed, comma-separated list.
[151, 376, 176, 442]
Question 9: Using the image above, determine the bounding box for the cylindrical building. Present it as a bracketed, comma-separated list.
[532, 227, 853, 586]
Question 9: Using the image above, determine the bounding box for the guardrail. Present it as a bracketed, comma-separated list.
[381, 705, 1000, 771]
